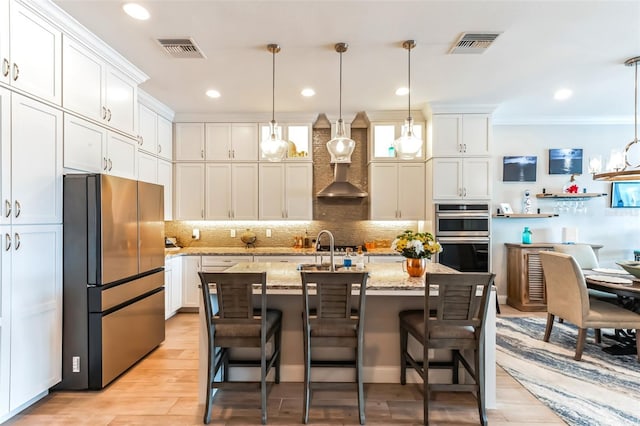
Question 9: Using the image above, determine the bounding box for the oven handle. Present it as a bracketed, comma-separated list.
[436, 213, 490, 219]
[437, 236, 491, 243]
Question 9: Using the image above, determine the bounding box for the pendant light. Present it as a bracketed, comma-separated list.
[593, 56, 640, 181]
[260, 43, 288, 162]
[326, 43, 356, 163]
[393, 40, 422, 160]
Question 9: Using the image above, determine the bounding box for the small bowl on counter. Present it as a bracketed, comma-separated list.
[615, 260, 640, 278]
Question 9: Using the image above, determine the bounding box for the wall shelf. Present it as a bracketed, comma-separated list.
[493, 213, 558, 218]
[536, 192, 607, 200]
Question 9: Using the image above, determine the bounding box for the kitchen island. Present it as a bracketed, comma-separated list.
[198, 261, 497, 408]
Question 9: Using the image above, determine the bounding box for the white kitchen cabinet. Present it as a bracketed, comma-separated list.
[367, 255, 403, 264]
[0, 224, 8, 419]
[205, 163, 258, 220]
[174, 163, 204, 220]
[175, 123, 204, 161]
[62, 36, 137, 135]
[431, 114, 490, 157]
[206, 123, 258, 161]
[432, 157, 492, 200]
[137, 151, 157, 184]
[3, 2, 62, 104]
[138, 103, 173, 160]
[369, 121, 425, 160]
[7, 224, 61, 411]
[259, 163, 312, 220]
[106, 132, 138, 180]
[181, 256, 201, 309]
[157, 115, 172, 161]
[369, 162, 425, 220]
[157, 159, 173, 220]
[164, 256, 182, 319]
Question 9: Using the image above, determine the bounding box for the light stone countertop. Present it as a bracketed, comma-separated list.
[165, 246, 399, 258]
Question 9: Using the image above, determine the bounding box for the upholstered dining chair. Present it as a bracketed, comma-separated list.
[198, 272, 282, 425]
[300, 271, 369, 425]
[539, 251, 640, 361]
[399, 272, 495, 426]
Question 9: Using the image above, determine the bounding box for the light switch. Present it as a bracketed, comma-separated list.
[266, 229, 272, 238]
[230, 229, 236, 238]
[192, 228, 200, 240]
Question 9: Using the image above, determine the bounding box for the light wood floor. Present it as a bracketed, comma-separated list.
[6, 306, 564, 425]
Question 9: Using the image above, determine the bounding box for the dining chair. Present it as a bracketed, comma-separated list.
[399, 272, 495, 426]
[300, 271, 369, 425]
[198, 271, 282, 425]
[539, 251, 640, 361]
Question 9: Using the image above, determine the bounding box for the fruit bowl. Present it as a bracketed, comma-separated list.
[615, 260, 640, 278]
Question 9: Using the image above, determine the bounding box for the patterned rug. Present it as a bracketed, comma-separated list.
[496, 316, 640, 426]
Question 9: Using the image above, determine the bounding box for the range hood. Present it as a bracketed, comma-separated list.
[317, 163, 367, 198]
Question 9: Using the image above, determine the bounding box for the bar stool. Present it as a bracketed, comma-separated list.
[399, 272, 495, 426]
[300, 271, 369, 425]
[198, 272, 282, 425]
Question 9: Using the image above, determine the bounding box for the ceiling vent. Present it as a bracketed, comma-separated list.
[156, 38, 205, 58]
[449, 32, 500, 54]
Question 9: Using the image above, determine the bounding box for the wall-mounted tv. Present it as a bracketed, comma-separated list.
[611, 182, 640, 208]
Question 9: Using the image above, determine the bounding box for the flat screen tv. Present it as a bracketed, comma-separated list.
[611, 182, 640, 208]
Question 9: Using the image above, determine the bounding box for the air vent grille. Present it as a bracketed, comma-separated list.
[157, 38, 205, 58]
[449, 32, 500, 54]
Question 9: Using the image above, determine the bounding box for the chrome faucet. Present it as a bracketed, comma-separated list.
[316, 230, 335, 272]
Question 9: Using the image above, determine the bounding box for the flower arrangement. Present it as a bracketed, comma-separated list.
[391, 230, 442, 259]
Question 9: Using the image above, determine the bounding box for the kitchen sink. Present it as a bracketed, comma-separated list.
[296, 263, 346, 271]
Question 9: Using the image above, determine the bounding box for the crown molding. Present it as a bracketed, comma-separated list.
[365, 110, 425, 122]
[492, 115, 634, 126]
[138, 90, 175, 121]
[174, 112, 320, 123]
[428, 104, 498, 114]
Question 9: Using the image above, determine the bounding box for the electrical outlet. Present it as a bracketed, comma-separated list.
[192, 228, 200, 240]
[266, 229, 272, 238]
[230, 229, 236, 238]
[72, 356, 80, 373]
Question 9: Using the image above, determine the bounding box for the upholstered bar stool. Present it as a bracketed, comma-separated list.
[399, 272, 495, 426]
[300, 271, 369, 425]
[198, 272, 282, 425]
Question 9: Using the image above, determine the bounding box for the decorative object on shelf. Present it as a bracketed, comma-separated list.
[499, 202, 514, 214]
[240, 229, 257, 248]
[593, 56, 640, 181]
[549, 148, 583, 175]
[562, 174, 580, 193]
[392, 40, 422, 160]
[503, 156, 537, 182]
[392, 230, 442, 277]
[522, 227, 532, 244]
[522, 189, 533, 213]
[326, 43, 356, 164]
[260, 43, 288, 162]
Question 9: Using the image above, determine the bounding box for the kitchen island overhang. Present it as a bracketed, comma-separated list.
[197, 262, 497, 409]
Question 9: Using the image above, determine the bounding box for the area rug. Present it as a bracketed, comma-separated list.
[496, 316, 640, 426]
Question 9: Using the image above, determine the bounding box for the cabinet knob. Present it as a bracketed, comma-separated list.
[12, 63, 18, 81]
[14, 200, 20, 218]
[2, 59, 8, 77]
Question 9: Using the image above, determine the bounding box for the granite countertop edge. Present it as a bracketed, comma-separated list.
[165, 247, 399, 258]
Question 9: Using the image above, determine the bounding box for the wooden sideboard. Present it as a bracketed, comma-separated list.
[505, 243, 603, 311]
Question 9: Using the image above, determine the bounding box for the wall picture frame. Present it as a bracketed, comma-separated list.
[499, 203, 514, 214]
[503, 156, 537, 182]
[549, 148, 583, 174]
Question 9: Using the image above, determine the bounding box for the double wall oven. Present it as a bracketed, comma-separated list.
[435, 203, 491, 273]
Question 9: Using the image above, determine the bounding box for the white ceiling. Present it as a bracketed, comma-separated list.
[52, 0, 640, 123]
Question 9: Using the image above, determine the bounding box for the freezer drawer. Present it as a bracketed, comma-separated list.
[88, 270, 164, 312]
[88, 288, 165, 389]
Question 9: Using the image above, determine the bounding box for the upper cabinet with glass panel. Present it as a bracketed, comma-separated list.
[259, 123, 312, 160]
[370, 121, 425, 161]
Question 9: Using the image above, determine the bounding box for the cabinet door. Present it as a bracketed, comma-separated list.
[369, 163, 399, 220]
[205, 163, 232, 220]
[461, 114, 490, 156]
[0, 1, 8, 86]
[137, 151, 157, 184]
[397, 163, 425, 220]
[164, 266, 172, 319]
[167, 257, 182, 315]
[432, 158, 463, 200]
[0, 88, 10, 226]
[175, 123, 204, 161]
[181, 256, 201, 308]
[463, 158, 492, 199]
[231, 123, 258, 161]
[231, 163, 258, 220]
[10, 3, 62, 104]
[205, 123, 231, 160]
[9, 224, 62, 410]
[106, 132, 137, 179]
[0, 224, 9, 417]
[157, 159, 173, 220]
[259, 163, 285, 220]
[157, 115, 173, 160]
[104, 67, 136, 135]
[285, 163, 312, 220]
[175, 163, 204, 220]
[431, 114, 462, 156]
[11, 94, 62, 225]
[138, 103, 157, 154]
[63, 114, 106, 173]
[62, 36, 104, 121]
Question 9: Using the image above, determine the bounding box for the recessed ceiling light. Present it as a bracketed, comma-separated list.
[206, 89, 221, 98]
[395, 87, 409, 96]
[301, 88, 315, 97]
[122, 3, 150, 20]
[554, 88, 573, 101]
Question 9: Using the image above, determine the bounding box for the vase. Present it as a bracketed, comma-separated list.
[404, 257, 428, 277]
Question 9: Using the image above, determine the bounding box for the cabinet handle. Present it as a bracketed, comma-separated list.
[463, 188, 467, 197]
[138, 136, 143, 146]
[232, 150, 235, 159]
[201, 209, 204, 219]
[107, 109, 112, 122]
[102, 106, 107, 120]
[14, 233, 20, 250]
[2, 59, 8, 77]
[103, 157, 108, 170]
[158, 145, 162, 153]
[4, 233, 10, 251]
[14, 200, 20, 218]
[463, 144, 467, 153]
[201, 149, 204, 159]
[228, 149, 232, 159]
[4, 199, 10, 217]
[108, 159, 113, 171]
[398, 210, 402, 219]
[12, 63, 18, 81]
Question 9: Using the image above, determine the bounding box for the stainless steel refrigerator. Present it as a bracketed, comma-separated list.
[59, 174, 165, 390]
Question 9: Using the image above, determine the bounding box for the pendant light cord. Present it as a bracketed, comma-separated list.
[339, 50, 343, 120]
[271, 48, 276, 123]
[407, 45, 412, 120]
[635, 60, 638, 143]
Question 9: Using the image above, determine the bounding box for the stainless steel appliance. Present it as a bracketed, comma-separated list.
[59, 174, 165, 390]
[435, 203, 491, 273]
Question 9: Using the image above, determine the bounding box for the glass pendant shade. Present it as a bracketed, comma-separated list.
[327, 118, 355, 163]
[393, 117, 422, 159]
[261, 120, 288, 162]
